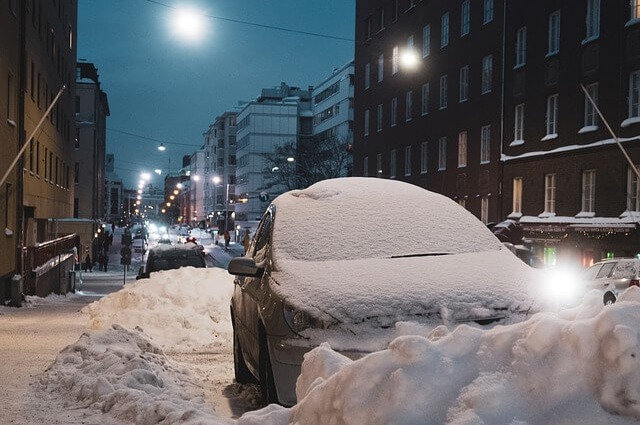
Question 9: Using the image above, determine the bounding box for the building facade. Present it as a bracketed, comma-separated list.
[354, 0, 505, 225]
[202, 111, 238, 230]
[235, 83, 312, 222]
[501, 0, 640, 266]
[355, 0, 640, 267]
[188, 149, 206, 226]
[104, 154, 123, 223]
[0, 0, 79, 301]
[74, 62, 109, 220]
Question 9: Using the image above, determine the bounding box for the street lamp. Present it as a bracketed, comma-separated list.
[157, 143, 166, 151]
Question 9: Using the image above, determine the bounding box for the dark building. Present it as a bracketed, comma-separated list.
[354, 0, 505, 226]
[355, 0, 640, 268]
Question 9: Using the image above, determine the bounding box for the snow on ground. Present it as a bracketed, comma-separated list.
[29, 265, 640, 424]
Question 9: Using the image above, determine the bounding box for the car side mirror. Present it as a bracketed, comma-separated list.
[228, 257, 264, 278]
[136, 267, 150, 280]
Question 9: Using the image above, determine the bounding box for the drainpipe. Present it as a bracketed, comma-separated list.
[15, 0, 27, 281]
[498, 0, 507, 221]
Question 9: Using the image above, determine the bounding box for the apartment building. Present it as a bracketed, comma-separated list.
[355, 0, 640, 267]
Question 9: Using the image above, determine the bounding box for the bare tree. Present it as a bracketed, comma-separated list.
[259, 136, 352, 192]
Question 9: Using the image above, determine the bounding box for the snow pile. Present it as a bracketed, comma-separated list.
[38, 325, 225, 425]
[81, 267, 235, 351]
[278, 288, 640, 425]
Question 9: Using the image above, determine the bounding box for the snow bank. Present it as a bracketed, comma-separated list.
[81, 267, 235, 351]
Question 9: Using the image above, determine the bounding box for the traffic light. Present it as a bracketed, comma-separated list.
[120, 246, 132, 265]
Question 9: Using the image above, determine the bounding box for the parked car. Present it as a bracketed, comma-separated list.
[136, 244, 206, 279]
[157, 235, 172, 245]
[227, 177, 540, 406]
[582, 258, 640, 305]
[131, 235, 146, 253]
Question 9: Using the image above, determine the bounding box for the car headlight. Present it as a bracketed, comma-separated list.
[282, 304, 324, 333]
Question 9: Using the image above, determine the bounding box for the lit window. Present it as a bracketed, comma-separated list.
[392, 46, 399, 74]
[458, 131, 467, 168]
[422, 25, 431, 57]
[513, 177, 522, 213]
[632, 0, 640, 20]
[544, 173, 556, 213]
[378, 54, 384, 82]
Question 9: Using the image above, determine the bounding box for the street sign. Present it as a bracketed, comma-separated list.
[259, 191, 269, 202]
[120, 246, 132, 266]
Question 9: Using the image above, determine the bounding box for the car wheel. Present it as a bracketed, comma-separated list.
[259, 332, 279, 405]
[233, 325, 254, 384]
[603, 292, 616, 306]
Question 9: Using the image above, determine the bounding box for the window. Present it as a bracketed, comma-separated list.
[514, 104, 525, 141]
[516, 27, 527, 67]
[458, 198, 466, 208]
[548, 11, 560, 55]
[378, 6, 385, 31]
[37, 72, 41, 108]
[405, 91, 413, 121]
[481, 196, 489, 224]
[404, 146, 412, 176]
[629, 71, 640, 119]
[363, 156, 369, 177]
[513, 177, 523, 213]
[544, 173, 556, 213]
[482, 55, 493, 94]
[546, 94, 559, 136]
[364, 15, 372, 40]
[438, 137, 447, 170]
[582, 170, 596, 213]
[627, 165, 640, 211]
[441, 13, 449, 48]
[377, 104, 383, 132]
[461, 1, 470, 36]
[586, 0, 600, 40]
[391, 97, 398, 126]
[378, 54, 384, 82]
[9, 0, 17, 16]
[364, 110, 370, 136]
[30, 62, 35, 101]
[584, 83, 598, 127]
[458, 131, 467, 167]
[632, 0, 640, 20]
[392, 0, 398, 22]
[421, 141, 428, 173]
[392, 46, 399, 74]
[407, 34, 414, 49]
[439, 75, 448, 109]
[459, 66, 469, 102]
[480, 125, 491, 164]
[365, 63, 370, 90]
[421, 82, 429, 115]
[36, 140, 40, 175]
[422, 25, 431, 57]
[390, 149, 397, 178]
[376, 153, 382, 177]
[484, 0, 494, 24]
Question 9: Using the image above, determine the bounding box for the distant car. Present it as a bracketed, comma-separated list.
[177, 228, 191, 244]
[582, 258, 640, 305]
[157, 235, 172, 245]
[136, 244, 206, 279]
[131, 235, 146, 253]
[227, 177, 539, 406]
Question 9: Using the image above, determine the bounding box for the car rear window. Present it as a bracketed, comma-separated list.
[149, 253, 205, 272]
[611, 261, 638, 279]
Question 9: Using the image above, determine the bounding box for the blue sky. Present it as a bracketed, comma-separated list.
[77, 0, 354, 187]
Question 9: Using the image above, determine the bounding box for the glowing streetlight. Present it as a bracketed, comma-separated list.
[176, 183, 183, 189]
[212, 175, 221, 184]
[154, 169, 162, 175]
[171, 6, 207, 44]
[192, 175, 200, 181]
[158, 143, 166, 151]
[140, 172, 151, 181]
[400, 49, 420, 70]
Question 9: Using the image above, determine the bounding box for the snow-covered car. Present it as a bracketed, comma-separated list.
[583, 258, 640, 304]
[136, 244, 206, 279]
[227, 177, 540, 406]
[131, 235, 146, 253]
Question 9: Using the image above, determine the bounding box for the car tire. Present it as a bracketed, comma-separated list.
[259, 331, 279, 405]
[233, 325, 254, 384]
[603, 292, 616, 306]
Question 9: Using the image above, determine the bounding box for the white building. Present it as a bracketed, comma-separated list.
[104, 154, 123, 222]
[311, 60, 354, 152]
[234, 83, 312, 222]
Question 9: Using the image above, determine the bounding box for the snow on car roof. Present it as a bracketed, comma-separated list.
[271, 177, 503, 262]
[267, 178, 539, 325]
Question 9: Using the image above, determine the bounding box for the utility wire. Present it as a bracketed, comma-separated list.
[142, 0, 355, 43]
[107, 127, 201, 147]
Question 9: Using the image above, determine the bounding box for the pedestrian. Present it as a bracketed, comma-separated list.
[98, 252, 105, 271]
[84, 254, 93, 272]
[224, 230, 230, 250]
[104, 252, 109, 272]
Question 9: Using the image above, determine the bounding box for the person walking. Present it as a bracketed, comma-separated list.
[104, 251, 109, 272]
[224, 230, 230, 250]
[84, 253, 93, 272]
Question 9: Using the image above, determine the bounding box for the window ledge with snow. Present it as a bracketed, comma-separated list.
[541, 133, 558, 141]
[575, 211, 595, 218]
[538, 212, 556, 218]
[621, 116, 640, 128]
[578, 125, 598, 134]
[507, 212, 522, 219]
[510, 139, 525, 147]
[626, 18, 640, 28]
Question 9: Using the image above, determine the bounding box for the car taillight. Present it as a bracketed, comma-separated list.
[629, 279, 640, 288]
